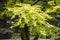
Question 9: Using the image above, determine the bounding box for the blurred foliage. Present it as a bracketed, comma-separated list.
[0, 0, 60, 39]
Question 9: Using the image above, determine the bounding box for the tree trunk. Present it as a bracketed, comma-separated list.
[33, 35, 39, 40]
[20, 28, 27, 40]
[20, 24, 30, 40]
